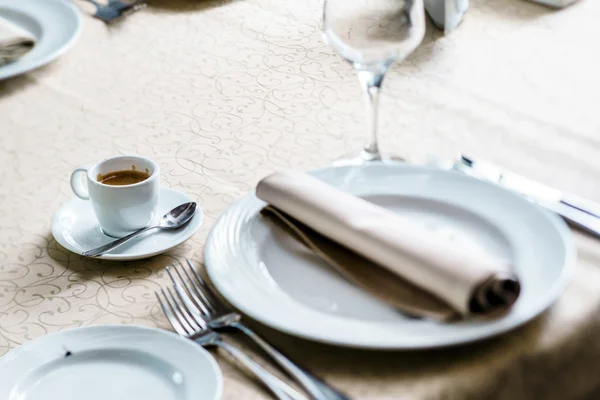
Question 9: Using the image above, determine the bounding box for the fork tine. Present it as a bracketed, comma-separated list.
[168, 265, 212, 315]
[156, 291, 188, 336]
[166, 287, 204, 333]
[185, 259, 223, 312]
[182, 261, 219, 314]
[157, 289, 193, 336]
[166, 266, 210, 327]
[169, 283, 213, 332]
[161, 287, 196, 336]
[109, 2, 146, 23]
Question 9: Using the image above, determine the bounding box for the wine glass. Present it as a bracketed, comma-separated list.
[323, 0, 425, 164]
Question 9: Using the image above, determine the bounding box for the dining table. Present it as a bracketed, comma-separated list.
[1, 0, 600, 398]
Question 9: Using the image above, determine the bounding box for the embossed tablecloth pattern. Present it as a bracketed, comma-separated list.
[1, 0, 600, 398]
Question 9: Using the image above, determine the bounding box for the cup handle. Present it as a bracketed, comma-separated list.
[70, 166, 90, 200]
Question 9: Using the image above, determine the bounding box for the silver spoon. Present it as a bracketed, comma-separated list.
[83, 202, 197, 257]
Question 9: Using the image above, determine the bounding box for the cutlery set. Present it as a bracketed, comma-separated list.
[156, 259, 349, 400]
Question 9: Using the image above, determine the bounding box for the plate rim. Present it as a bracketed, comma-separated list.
[0, 324, 223, 400]
[205, 163, 576, 349]
[51, 187, 203, 260]
[0, 0, 83, 80]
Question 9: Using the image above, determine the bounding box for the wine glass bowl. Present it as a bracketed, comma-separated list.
[323, 0, 425, 163]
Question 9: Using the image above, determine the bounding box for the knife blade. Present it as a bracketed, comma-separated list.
[454, 155, 600, 238]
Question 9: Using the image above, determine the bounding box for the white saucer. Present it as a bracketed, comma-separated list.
[52, 187, 203, 261]
[205, 163, 575, 349]
[0, 325, 222, 400]
[0, 0, 82, 80]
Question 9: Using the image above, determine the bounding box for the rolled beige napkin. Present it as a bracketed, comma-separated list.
[0, 16, 36, 66]
[256, 171, 521, 321]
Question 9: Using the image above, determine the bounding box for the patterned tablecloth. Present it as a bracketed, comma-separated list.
[1, 0, 600, 398]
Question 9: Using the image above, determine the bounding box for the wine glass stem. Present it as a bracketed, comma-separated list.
[358, 70, 385, 162]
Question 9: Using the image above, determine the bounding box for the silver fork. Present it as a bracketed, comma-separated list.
[83, 0, 147, 23]
[156, 287, 307, 400]
[165, 259, 351, 400]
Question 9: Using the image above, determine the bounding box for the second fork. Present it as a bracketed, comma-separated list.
[166, 260, 351, 400]
[156, 287, 306, 400]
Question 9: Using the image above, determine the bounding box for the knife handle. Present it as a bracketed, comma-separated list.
[458, 154, 600, 231]
[544, 201, 600, 239]
[561, 194, 600, 220]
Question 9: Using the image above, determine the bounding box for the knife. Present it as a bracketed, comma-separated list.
[454, 155, 600, 238]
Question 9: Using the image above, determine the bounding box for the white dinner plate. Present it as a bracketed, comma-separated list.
[205, 163, 575, 349]
[0, 325, 222, 400]
[52, 187, 203, 261]
[0, 0, 82, 80]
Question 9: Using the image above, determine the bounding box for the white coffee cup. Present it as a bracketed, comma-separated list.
[70, 155, 160, 237]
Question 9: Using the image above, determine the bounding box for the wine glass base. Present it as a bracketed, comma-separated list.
[331, 151, 406, 166]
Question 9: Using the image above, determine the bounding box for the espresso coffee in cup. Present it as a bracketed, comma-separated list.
[70, 156, 160, 237]
[97, 168, 150, 186]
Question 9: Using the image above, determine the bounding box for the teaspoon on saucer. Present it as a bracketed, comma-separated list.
[82, 202, 197, 257]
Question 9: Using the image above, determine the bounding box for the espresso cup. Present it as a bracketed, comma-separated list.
[70, 155, 160, 237]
